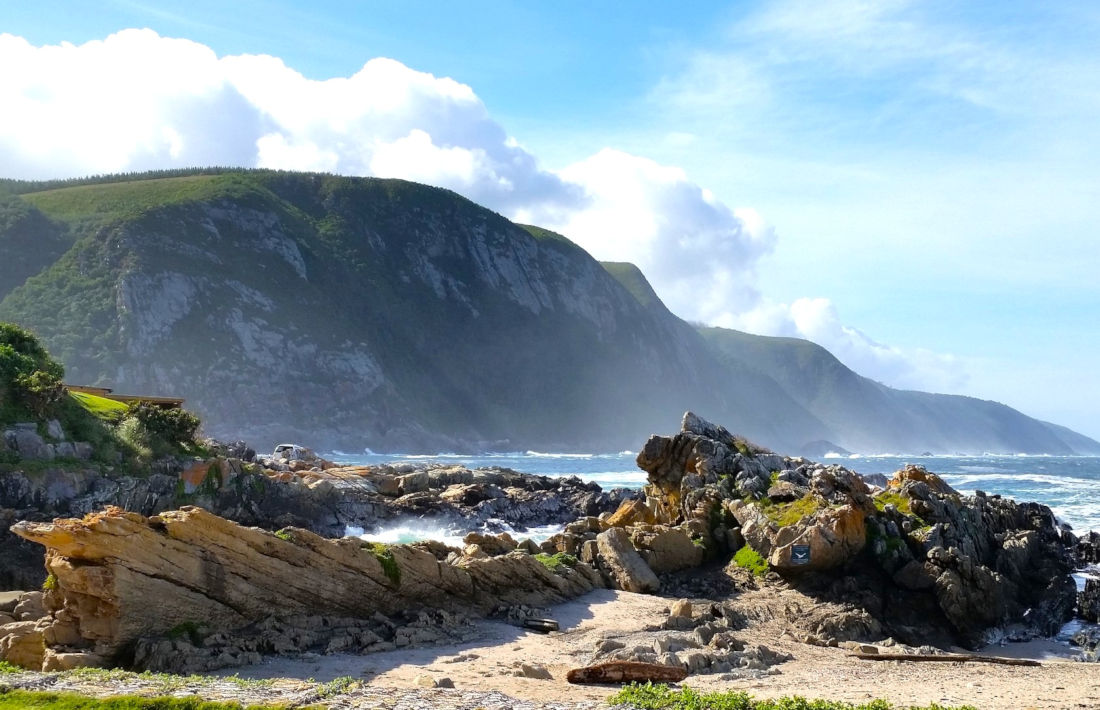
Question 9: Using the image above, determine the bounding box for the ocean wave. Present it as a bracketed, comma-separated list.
[943, 472, 1099, 491]
[525, 451, 595, 459]
[347, 519, 564, 548]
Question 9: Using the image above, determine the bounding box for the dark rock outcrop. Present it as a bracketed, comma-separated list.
[633, 412, 1079, 648]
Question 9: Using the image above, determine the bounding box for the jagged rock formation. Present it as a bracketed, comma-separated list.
[5, 506, 604, 671]
[631, 412, 1080, 648]
[2, 170, 1097, 454]
[0, 451, 632, 591]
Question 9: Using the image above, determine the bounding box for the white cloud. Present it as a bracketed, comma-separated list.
[544, 149, 777, 322]
[741, 297, 968, 393]
[0, 28, 968, 396]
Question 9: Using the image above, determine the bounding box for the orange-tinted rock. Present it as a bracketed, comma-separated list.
[605, 498, 656, 528]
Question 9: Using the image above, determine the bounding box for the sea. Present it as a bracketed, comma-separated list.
[331, 449, 1100, 538]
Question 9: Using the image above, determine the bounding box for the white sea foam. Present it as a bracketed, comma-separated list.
[346, 519, 565, 549]
[525, 451, 595, 459]
[944, 473, 1098, 491]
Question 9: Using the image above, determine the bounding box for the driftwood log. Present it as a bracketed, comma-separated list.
[852, 652, 1041, 667]
[567, 660, 688, 684]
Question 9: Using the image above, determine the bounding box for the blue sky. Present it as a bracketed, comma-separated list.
[3, 1, 1098, 441]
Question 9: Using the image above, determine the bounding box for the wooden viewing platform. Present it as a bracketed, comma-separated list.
[65, 384, 184, 410]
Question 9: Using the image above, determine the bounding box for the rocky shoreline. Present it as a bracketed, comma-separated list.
[2, 412, 1100, 708]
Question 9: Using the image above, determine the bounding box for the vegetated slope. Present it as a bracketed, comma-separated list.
[599, 262, 832, 449]
[0, 169, 1094, 455]
[0, 171, 763, 451]
[699, 326, 1100, 455]
[0, 196, 73, 300]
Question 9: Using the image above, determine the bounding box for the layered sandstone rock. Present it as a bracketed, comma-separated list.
[5, 505, 603, 670]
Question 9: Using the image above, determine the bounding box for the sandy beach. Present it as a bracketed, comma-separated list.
[210, 589, 1099, 710]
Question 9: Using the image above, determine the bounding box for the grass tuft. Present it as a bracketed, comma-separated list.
[762, 495, 824, 527]
[733, 545, 768, 577]
[534, 552, 578, 573]
[609, 682, 978, 710]
[0, 688, 310, 709]
[362, 541, 401, 585]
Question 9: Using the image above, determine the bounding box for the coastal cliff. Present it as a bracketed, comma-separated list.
[2, 171, 1097, 455]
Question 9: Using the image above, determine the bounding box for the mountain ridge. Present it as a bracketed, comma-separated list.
[1, 169, 1096, 455]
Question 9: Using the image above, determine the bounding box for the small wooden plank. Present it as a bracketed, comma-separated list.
[567, 661, 688, 685]
[851, 652, 1041, 667]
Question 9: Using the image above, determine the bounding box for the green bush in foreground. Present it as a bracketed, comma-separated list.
[733, 544, 769, 577]
[609, 683, 978, 710]
[0, 688, 314, 710]
[0, 660, 20, 673]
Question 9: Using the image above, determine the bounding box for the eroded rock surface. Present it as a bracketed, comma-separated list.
[632, 411, 1079, 648]
[4, 505, 603, 671]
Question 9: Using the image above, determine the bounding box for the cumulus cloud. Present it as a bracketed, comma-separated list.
[0, 28, 966, 394]
[534, 149, 776, 322]
[0, 29, 581, 214]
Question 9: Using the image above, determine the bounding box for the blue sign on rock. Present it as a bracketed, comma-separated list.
[791, 544, 811, 565]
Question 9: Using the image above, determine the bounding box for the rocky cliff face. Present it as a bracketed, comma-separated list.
[633, 412, 1081, 648]
[0, 173, 745, 452]
[1, 170, 1096, 454]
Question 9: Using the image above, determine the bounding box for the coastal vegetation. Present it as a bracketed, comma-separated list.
[534, 551, 578, 573]
[733, 545, 768, 576]
[0, 689, 307, 709]
[761, 495, 825, 527]
[362, 541, 401, 585]
[0, 322, 204, 470]
[610, 683, 977, 710]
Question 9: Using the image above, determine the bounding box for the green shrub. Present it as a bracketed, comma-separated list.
[126, 402, 201, 447]
[167, 621, 206, 646]
[762, 495, 824, 527]
[534, 552, 578, 573]
[0, 660, 20, 674]
[362, 542, 401, 585]
[42, 573, 57, 591]
[0, 323, 66, 422]
[733, 545, 768, 577]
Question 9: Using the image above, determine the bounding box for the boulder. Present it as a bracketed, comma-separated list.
[596, 527, 660, 594]
[45, 419, 65, 441]
[3, 426, 50, 460]
[12, 592, 45, 621]
[605, 498, 655, 528]
[0, 620, 45, 669]
[629, 525, 704, 574]
[768, 504, 866, 572]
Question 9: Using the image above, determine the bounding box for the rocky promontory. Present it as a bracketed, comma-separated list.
[2, 411, 1097, 681]
[632, 412, 1080, 648]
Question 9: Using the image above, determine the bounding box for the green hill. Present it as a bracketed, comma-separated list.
[0, 169, 1095, 455]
